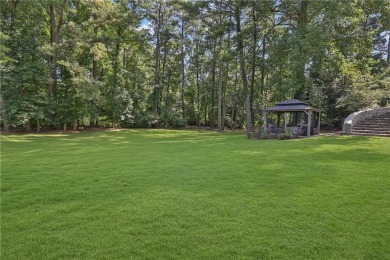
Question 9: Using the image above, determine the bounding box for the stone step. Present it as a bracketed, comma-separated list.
[359, 117, 390, 120]
[352, 127, 390, 131]
[352, 132, 390, 136]
[356, 122, 390, 126]
[355, 126, 390, 130]
[355, 122, 390, 126]
[352, 131, 390, 135]
[351, 129, 390, 135]
[360, 118, 390, 121]
[350, 111, 390, 136]
[351, 132, 390, 137]
[353, 126, 390, 131]
[356, 121, 390, 124]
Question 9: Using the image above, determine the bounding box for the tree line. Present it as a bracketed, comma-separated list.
[1, 0, 389, 133]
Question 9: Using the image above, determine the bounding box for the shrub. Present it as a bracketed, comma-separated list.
[132, 111, 159, 128]
[277, 129, 293, 140]
[260, 131, 270, 139]
[247, 127, 294, 140]
[247, 129, 271, 140]
[247, 132, 255, 139]
[172, 118, 187, 128]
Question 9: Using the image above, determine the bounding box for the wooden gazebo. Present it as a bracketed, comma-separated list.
[263, 99, 321, 137]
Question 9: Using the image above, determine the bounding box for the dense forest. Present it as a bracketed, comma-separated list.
[1, 0, 389, 133]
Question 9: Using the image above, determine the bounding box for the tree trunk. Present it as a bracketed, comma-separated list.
[210, 42, 216, 127]
[250, 7, 257, 127]
[196, 51, 201, 127]
[218, 59, 223, 131]
[89, 105, 96, 128]
[49, 3, 63, 98]
[160, 40, 168, 115]
[217, 9, 224, 132]
[204, 97, 207, 126]
[90, 26, 98, 128]
[0, 96, 10, 134]
[294, 0, 309, 100]
[235, 7, 253, 133]
[181, 19, 186, 118]
[26, 120, 32, 131]
[260, 37, 266, 101]
[387, 33, 390, 64]
[153, 4, 161, 115]
[166, 69, 171, 105]
[202, 72, 206, 126]
[93, 26, 98, 79]
[111, 34, 121, 129]
[222, 18, 232, 131]
[49, 3, 57, 98]
[222, 63, 227, 131]
[10, 0, 18, 26]
[48, 3, 64, 128]
[231, 56, 239, 130]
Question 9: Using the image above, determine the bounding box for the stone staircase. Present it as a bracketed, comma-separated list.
[351, 112, 390, 136]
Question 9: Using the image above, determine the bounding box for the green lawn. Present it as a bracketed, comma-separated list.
[1, 130, 390, 259]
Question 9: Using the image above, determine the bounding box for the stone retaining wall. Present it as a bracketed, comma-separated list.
[342, 107, 390, 134]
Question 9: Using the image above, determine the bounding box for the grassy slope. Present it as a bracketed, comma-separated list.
[1, 130, 389, 259]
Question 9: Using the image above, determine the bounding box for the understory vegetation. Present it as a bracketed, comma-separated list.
[1, 130, 390, 259]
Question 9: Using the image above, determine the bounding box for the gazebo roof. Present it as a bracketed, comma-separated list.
[264, 99, 321, 112]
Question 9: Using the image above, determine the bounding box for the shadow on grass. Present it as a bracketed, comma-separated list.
[3, 130, 389, 164]
[2, 130, 390, 260]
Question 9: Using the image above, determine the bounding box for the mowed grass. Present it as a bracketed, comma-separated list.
[1, 130, 390, 259]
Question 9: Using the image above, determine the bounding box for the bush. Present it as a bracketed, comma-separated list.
[247, 129, 270, 140]
[277, 129, 293, 140]
[132, 111, 159, 128]
[248, 128, 293, 140]
[260, 131, 270, 139]
[172, 117, 187, 128]
[246, 132, 257, 139]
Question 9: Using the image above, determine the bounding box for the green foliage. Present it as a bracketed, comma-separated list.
[172, 117, 187, 128]
[0, 1, 49, 129]
[248, 128, 294, 140]
[132, 110, 159, 128]
[1, 0, 389, 131]
[0, 32, 15, 64]
[277, 128, 293, 140]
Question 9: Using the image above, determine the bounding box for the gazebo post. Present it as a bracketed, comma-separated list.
[295, 112, 298, 125]
[284, 112, 288, 129]
[263, 111, 267, 132]
[307, 111, 312, 137]
[317, 112, 321, 135]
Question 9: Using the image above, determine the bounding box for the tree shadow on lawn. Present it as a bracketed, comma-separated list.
[258, 135, 389, 156]
[61, 129, 231, 146]
[1, 129, 223, 148]
[3, 130, 388, 162]
[2, 132, 388, 260]
[232, 135, 389, 184]
[300, 135, 390, 162]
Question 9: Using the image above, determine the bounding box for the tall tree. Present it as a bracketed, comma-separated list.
[234, 2, 252, 133]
